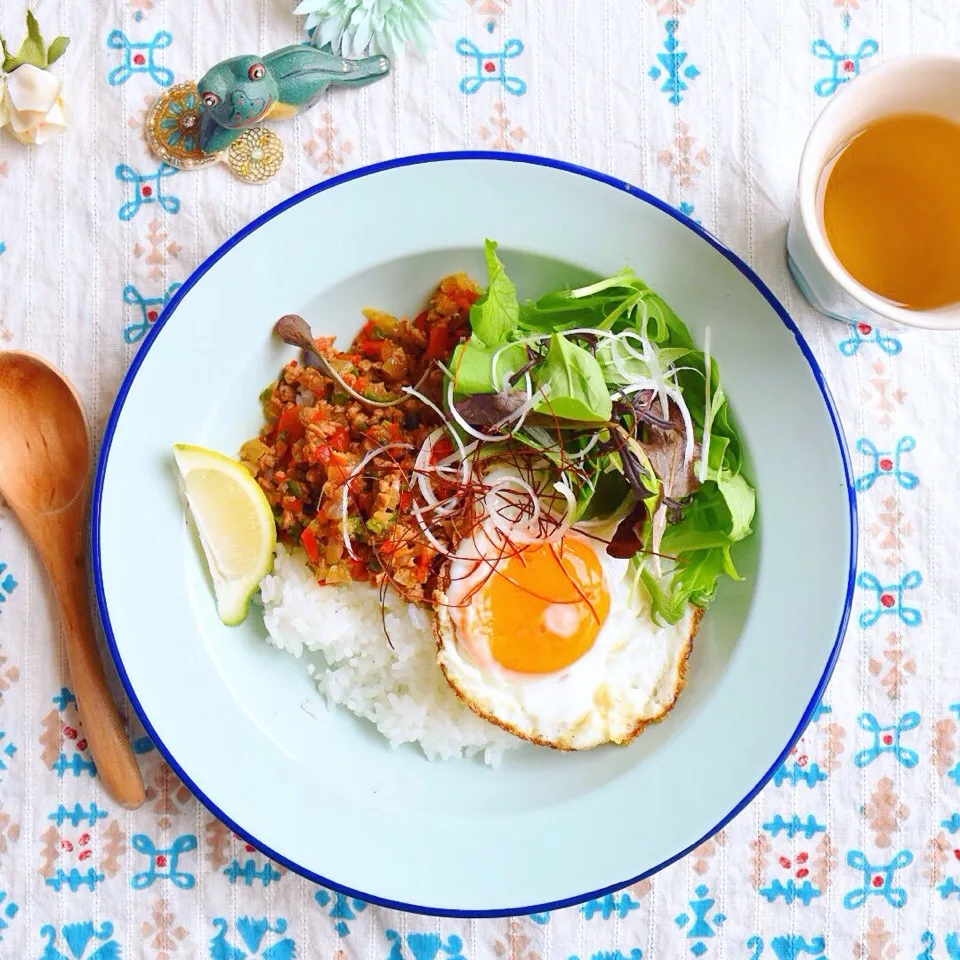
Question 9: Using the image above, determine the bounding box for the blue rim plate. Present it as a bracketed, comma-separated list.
[92, 151, 857, 917]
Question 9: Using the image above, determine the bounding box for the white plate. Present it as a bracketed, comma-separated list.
[92, 153, 856, 916]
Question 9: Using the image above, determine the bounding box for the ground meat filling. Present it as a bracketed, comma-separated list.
[242, 274, 480, 602]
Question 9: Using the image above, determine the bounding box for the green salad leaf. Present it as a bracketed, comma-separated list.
[578, 466, 631, 522]
[450, 337, 525, 395]
[469, 240, 520, 346]
[534, 333, 612, 422]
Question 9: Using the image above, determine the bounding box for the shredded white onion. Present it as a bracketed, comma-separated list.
[402, 385, 472, 490]
[543, 480, 577, 544]
[411, 502, 453, 558]
[569, 432, 601, 462]
[446, 380, 513, 442]
[484, 475, 542, 543]
[413, 428, 444, 508]
[340, 443, 413, 559]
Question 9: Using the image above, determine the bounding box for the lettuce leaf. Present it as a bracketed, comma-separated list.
[451, 338, 525, 395]
[533, 333, 612, 422]
[469, 239, 520, 346]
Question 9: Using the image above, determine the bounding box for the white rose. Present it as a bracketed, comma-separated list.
[1, 63, 69, 145]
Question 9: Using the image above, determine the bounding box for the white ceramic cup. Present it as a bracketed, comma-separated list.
[787, 55, 960, 332]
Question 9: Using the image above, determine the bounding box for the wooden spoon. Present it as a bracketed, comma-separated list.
[0, 351, 145, 809]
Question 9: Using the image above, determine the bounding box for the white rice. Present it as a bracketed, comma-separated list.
[259, 546, 521, 765]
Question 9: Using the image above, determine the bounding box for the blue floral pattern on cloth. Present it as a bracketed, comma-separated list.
[209, 917, 295, 960]
[812, 37, 879, 97]
[843, 849, 913, 909]
[675, 884, 725, 957]
[38, 922, 120, 960]
[582, 892, 640, 920]
[115, 163, 180, 221]
[854, 436, 918, 492]
[568, 952, 642, 960]
[456, 37, 526, 95]
[314, 888, 366, 937]
[130, 833, 197, 889]
[224, 858, 282, 887]
[838, 320, 902, 357]
[772, 759, 827, 788]
[856, 570, 922, 628]
[106, 29, 173, 86]
[0, 891, 17, 942]
[385, 931, 466, 960]
[45, 687, 97, 779]
[763, 815, 826, 840]
[917, 932, 960, 959]
[0, 730, 14, 786]
[122, 282, 181, 343]
[853, 711, 921, 768]
[649, 19, 700, 105]
[0, 562, 18, 613]
[746, 936, 827, 960]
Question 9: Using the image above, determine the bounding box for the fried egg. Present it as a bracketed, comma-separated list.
[434, 521, 701, 750]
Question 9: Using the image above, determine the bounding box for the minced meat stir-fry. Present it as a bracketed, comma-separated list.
[241, 274, 480, 602]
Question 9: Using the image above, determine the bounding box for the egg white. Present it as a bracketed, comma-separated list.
[434, 522, 701, 750]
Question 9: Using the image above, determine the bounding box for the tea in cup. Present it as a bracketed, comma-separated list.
[787, 56, 960, 331]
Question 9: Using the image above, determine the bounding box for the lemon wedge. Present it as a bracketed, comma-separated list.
[173, 443, 276, 625]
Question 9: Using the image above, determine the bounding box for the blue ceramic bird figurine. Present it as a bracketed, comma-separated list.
[196, 44, 390, 154]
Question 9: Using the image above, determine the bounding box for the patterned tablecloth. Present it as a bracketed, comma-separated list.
[1, 0, 959, 956]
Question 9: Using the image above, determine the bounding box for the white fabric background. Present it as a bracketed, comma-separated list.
[0, 1, 959, 957]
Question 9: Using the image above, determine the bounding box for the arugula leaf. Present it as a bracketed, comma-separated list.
[534, 333, 612, 422]
[469, 239, 520, 346]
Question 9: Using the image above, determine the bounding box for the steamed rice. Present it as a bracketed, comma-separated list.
[259, 546, 520, 765]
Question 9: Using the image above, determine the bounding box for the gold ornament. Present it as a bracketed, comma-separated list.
[145, 82, 218, 171]
[226, 127, 285, 184]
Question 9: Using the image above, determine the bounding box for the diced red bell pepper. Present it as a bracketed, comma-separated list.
[359, 339, 387, 359]
[329, 426, 349, 452]
[424, 324, 450, 364]
[300, 527, 320, 565]
[306, 443, 332, 467]
[277, 406, 305, 443]
[414, 310, 429, 333]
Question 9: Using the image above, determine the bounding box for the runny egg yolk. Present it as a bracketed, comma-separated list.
[475, 537, 610, 674]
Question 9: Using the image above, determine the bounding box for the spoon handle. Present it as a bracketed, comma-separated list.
[50, 542, 146, 810]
